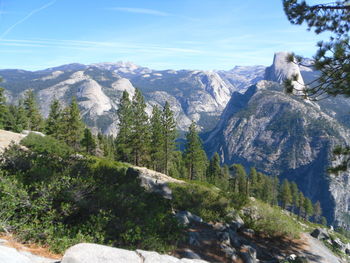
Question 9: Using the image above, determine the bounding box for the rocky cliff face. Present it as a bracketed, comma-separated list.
[1, 63, 265, 134]
[204, 53, 350, 227]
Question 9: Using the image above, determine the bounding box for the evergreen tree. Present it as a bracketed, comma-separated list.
[130, 89, 150, 166]
[280, 179, 292, 209]
[283, 1, 350, 98]
[5, 101, 28, 132]
[206, 152, 222, 184]
[298, 191, 305, 219]
[304, 197, 314, 221]
[0, 87, 8, 129]
[255, 172, 266, 200]
[81, 128, 97, 154]
[168, 151, 186, 179]
[23, 89, 43, 131]
[61, 97, 84, 150]
[98, 133, 116, 160]
[183, 121, 207, 180]
[161, 101, 177, 175]
[150, 105, 164, 171]
[230, 164, 247, 195]
[249, 167, 258, 197]
[290, 182, 300, 213]
[321, 216, 327, 226]
[45, 99, 62, 138]
[313, 200, 322, 223]
[115, 91, 133, 162]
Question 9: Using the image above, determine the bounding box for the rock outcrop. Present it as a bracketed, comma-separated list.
[204, 79, 350, 225]
[60, 243, 208, 263]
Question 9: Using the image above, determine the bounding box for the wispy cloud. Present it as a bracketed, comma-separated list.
[109, 7, 171, 16]
[0, 38, 203, 54]
[0, 0, 56, 39]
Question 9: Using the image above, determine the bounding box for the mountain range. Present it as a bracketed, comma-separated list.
[2, 52, 350, 228]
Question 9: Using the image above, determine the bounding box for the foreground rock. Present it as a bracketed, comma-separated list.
[0, 242, 57, 263]
[61, 243, 208, 263]
[0, 129, 26, 152]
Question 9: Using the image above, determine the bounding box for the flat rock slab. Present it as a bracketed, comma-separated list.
[61, 243, 208, 263]
[0, 245, 57, 263]
[0, 129, 25, 152]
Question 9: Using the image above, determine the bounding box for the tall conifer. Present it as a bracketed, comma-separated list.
[115, 91, 132, 162]
[46, 99, 62, 138]
[23, 89, 43, 131]
[161, 101, 176, 175]
[183, 121, 207, 180]
[150, 105, 163, 171]
[130, 89, 150, 166]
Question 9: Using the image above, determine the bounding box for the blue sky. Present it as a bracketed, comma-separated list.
[0, 0, 329, 71]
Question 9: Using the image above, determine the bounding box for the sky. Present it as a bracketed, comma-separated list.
[0, 0, 331, 71]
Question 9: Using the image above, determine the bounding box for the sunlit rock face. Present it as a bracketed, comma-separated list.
[204, 78, 350, 227]
[1, 62, 265, 134]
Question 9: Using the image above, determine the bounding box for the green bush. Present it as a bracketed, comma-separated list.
[21, 133, 73, 158]
[242, 200, 301, 239]
[169, 182, 234, 222]
[0, 138, 182, 253]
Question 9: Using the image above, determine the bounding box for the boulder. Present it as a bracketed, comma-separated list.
[0, 244, 57, 263]
[241, 228, 255, 237]
[240, 245, 257, 263]
[61, 243, 142, 263]
[179, 249, 202, 260]
[61, 243, 209, 263]
[220, 244, 238, 260]
[310, 228, 330, 240]
[216, 231, 231, 246]
[226, 211, 245, 231]
[189, 232, 201, 246]
[0, 246, 31, 263]
[332, 238, 346, 252]
[175, 211, 203, 226]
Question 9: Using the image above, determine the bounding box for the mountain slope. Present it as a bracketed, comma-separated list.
[1, 63, 265, 135]
[204, 52, 350, 227]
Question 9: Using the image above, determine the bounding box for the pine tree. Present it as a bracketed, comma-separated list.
[0, 87, 8, 129]
[61, 97, 84, 150]
[183, 121, 207, 180]
[298, 191, 305, 219]
[313, 200, 322, 223]
[5, 101, 28, 132]
[115, 91, 133, 162]
[280, 179, 292, 209]
[81, 128, 97, 154]
[249, 167, 258, 197]
[23, 89, 43, 131]
[230, 164, 247, 195]
[290, 182, 300, 213]
[45, 99, 62, 138]
[161, 101, 177, 175]
[304, 197, 314, 221]
[130, 89, 150, 166]
[321, 216, 327, 226]
[150, 105, 164, 171]
[206, 152, 222, 184]
[168, 151, 186, 179]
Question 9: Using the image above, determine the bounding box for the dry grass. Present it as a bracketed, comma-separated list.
[0, 233, 62, 260]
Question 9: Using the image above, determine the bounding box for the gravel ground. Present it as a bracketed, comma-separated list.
[301, 233, 344, 263]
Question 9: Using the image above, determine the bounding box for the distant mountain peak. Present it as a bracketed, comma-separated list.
[265, 51, 305, 91]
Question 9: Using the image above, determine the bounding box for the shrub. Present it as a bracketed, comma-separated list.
[169, 182, 234, 222]
[242, 200, 301, 239]
[0, 140, 182, 253]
